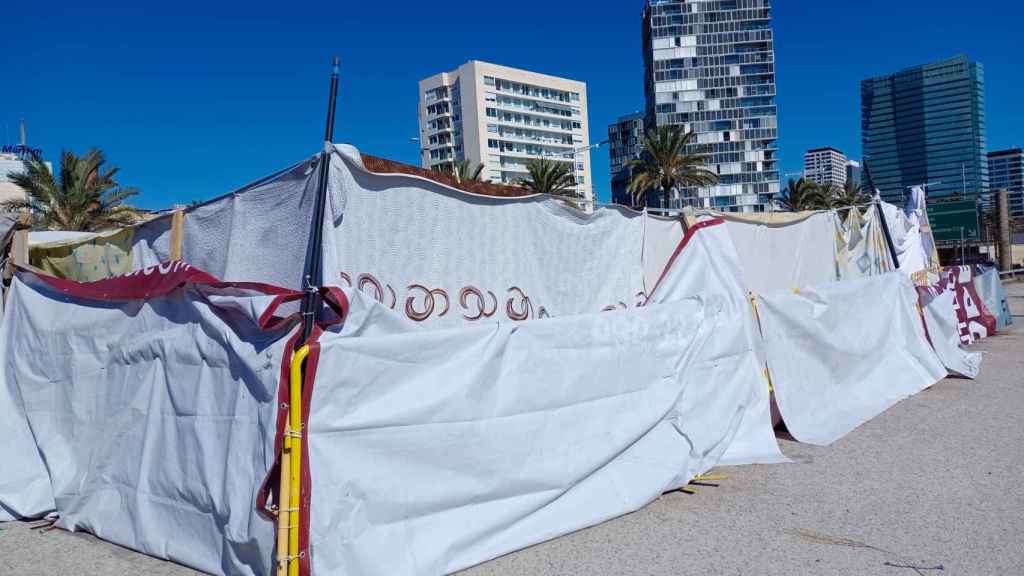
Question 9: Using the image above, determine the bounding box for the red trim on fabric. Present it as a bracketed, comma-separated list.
[258, 293, 306, 331]
[643, 218, 725, 305]
[255, 328, 304, 520]
[318, 286, 350, 327]
[17, 262, 303, 301]
[297, 328, 323, 576]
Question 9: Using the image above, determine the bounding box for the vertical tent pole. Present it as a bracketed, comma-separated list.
[278, 57, 340, 576]
[299, 56, 340, 345]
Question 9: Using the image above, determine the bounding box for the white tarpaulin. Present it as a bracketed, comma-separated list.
[322, 144, 683, 326]
[756, 273, 946, 445]
[684, 209, 839, 293]
[645, 220, 784, 466]
[836, 204, 896, 281]
[0, 265, 299, 575]
[307, 286, 741, 575]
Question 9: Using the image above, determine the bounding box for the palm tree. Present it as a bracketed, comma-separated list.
[436, 159, 484, 184]
[520, 158, 577, 198]
[778, 177, 826, 211]
[626, 125, 718, 209]
[2, 149, 139, 231]
[833, 180, 871, 209]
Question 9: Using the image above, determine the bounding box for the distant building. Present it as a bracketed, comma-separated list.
[642, 0, 780, 212]
[608, 112, 645, 206]
[0, 144, 48, 204]
[988, 148, 1023, 219]
[846, 160, 863, 189]
[803, 147, 848, 188]
[418, 60, 592, 204]
[861, 55, 989, 204]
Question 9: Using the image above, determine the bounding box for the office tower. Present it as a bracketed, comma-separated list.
[988, 149, 1023, 219]
[803, 147, 848, 188]
[608, 112, 646, 206]
[642, 0, 780, 212]
[418, 61, 592, 203]
[846, 160, 863, 189]
[861, 55, 988, 203]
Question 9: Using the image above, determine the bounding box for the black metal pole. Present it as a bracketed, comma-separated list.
[299, 57, 340, 345]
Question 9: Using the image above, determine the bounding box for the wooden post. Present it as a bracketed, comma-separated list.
[997, 188, 1011, 272]
[170, 206, 185, 261]
[11, 229, 28, 268]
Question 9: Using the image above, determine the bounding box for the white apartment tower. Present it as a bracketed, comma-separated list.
[803, 147, 848, 188]
[643, 0, 780, 212]
[418, 61, 592, 203]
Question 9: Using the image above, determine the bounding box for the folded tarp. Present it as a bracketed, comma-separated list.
[0, 263, 301, 575]
[308, 286, 728, 575]
[974, 267, 1013, 331]
[916, 278, 982, 378]
[27, 227, 135, 281]
[756, 273, 946, 445]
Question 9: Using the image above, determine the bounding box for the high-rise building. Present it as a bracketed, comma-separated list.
[988, 148, 1023, 219]
[608, 112, 645, 206]
[846, 160, 863, 189]
[642, 0, 780, 212]
[861, 55, 989, 204]
[803, 147, 848, 188]
[418, 61, 592, 204]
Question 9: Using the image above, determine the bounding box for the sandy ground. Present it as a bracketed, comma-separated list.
[2, 282, 1022, 576]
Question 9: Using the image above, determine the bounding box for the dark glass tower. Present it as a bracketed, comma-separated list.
[861, 55, 989, 204]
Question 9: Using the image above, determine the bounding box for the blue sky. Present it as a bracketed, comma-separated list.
[3, 0, 1023, 209]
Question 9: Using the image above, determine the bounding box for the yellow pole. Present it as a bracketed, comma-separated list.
[274, 414, 291, 576]
[288, 345, 310, 576]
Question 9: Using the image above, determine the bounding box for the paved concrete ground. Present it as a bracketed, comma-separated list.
[2, 282, 1022, 576]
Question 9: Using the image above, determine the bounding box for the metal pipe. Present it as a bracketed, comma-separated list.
[298, 57, 341, 345]
[287, 344, 311, 576]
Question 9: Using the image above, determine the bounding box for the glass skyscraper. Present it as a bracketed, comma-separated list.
[988, 149, 1023, 219]
[608, 112, 645, 206]
[861, 55, 989, 204]
[642, 0, 779, 212]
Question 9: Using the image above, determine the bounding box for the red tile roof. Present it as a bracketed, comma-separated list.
[360, 154, 533, 198]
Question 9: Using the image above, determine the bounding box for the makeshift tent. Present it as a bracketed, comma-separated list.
[755, 273, 946, 445]
[0, 142, 973, 576]
[0, 254, 771, 575]
[974, 267, 1013, 331]
[0, 264, 302, 574]
[307, 287, 746, 575]
[940, 266, 998, 343]
[916, 277, 982, 378]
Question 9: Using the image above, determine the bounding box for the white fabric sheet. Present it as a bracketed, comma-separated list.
[715, 212, 839, 293]
[646, 221, 784, 465]
[756, 273, 947, 445]
[918, 285, 982, 378]
[322, 144, 682, 326]
[307, 286, 753, 575]
[0, 273, 289, 575]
